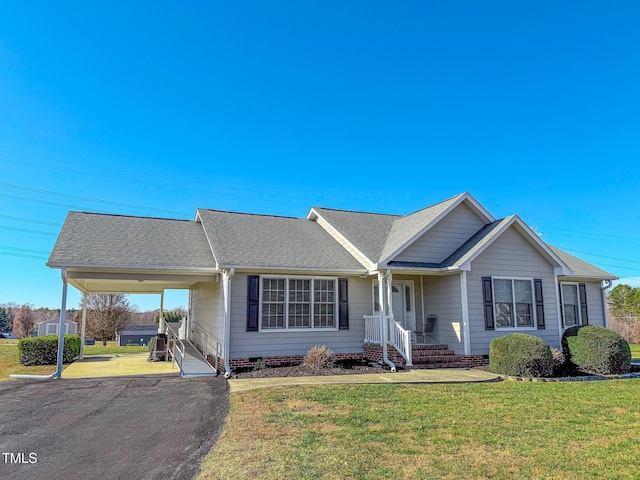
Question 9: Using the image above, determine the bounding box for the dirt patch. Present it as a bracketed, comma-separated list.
[232, 358, 402, 379]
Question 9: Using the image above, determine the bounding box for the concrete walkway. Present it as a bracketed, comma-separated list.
[228, 368, 499, 392]
[63, 353, 179, 378]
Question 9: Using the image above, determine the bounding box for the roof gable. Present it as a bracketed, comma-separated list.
[379, 193, 494, 264]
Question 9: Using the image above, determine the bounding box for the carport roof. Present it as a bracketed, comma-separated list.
[47, 212, 216, 270]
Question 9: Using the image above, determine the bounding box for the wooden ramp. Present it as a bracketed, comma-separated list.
[178, 340, 218, 377]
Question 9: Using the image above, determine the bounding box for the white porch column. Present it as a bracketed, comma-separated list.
[79, 295, 87, 359]
[222, 268, 234, 377]
[54, 268, 68, 378]
[460, 270, 471, 355]
[158, 292, 165, 333]
[377, 270, 396, 372]
[385, 270, 394, 321]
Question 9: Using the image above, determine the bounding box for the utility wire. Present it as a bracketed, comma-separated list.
[0, 245, 50, 254]
[556, 246, 640, 266]
[0, 251, 48, 260]
[0, 151, 317, 206]
[0, 215, 62, 227]
[0, 182, 191, 217]
[0, 224, 57, 236]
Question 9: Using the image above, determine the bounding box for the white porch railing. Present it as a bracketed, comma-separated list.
[388, 317, 412, 366]
[363, 313, 413, 366]
[189, 322, 223, 373]
[364, 314, 383, 345]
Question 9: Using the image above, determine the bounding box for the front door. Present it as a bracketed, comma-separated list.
[391, 282, 414, 331]
[391, 282, 405, 325]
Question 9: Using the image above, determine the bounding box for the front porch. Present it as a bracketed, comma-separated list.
[363, 312, 485, 369]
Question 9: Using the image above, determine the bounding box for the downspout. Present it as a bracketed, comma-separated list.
[222, 268, 234, 378]
[601, 279, 613, 328]
[11, 268, 68, 380]
[378, 271, 396, 372]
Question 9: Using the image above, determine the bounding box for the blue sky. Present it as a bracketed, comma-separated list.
[1, 1, 639, 312]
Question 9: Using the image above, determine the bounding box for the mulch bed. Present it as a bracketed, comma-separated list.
[232, 358, 401, 379]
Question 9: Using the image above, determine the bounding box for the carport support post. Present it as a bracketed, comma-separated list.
[79, 294, 87, 359]
[158, 292, 165, 334]
[54, 268, 68, 378]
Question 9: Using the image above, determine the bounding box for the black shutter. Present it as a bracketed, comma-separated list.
[338, 278, 349, 330]
[482, 277, 494, 330]
[534, 279, 545, 329]
[558, 283, 564, 328]
[246, 275, 259, 332]
[579, 283, 588, 325]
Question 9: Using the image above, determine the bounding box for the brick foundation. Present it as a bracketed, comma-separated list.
[364, 343, 489, 369]
[460, 355, 489, 367]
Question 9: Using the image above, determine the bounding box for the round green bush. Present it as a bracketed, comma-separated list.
[562, 325, 631, 375]
[489, 334, 553, 377]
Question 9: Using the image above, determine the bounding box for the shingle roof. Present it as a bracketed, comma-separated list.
[196, 209, 365, 271]
[309, 207, 399, 262]
[47, 212, 216, 270]
[549, 246, 616, 279]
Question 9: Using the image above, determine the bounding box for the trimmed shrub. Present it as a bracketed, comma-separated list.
[18, 335, 81, 366]
[303, 345, 335, 369]
[489, 334, 553, 377]
[562, 325, 631, 375]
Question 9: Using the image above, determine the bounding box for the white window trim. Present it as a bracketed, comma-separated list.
[492, 276, 538, 331]
[258, 275, 339, 332]
[560, 281, 582, 328]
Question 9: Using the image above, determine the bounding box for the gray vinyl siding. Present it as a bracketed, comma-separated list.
[229, 273, 372, 358]
[422, 275, 464, 354]
[466, 227, 561, 354]
[585, 282, 606, 327]
[190, 281, 224, 344]
[394, 203, 486, 264]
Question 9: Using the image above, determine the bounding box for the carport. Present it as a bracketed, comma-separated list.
[27, 212, 222, 379]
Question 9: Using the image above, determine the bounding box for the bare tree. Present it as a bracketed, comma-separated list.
[83, 294, 133, 346]
[12, 305, 36, 338]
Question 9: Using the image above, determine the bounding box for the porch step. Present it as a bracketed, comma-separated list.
[409, 344, 465, 369]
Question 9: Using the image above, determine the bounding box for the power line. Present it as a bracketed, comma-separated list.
[0, 245, 50, 254]
[0, 224, 57, 236]
[0, 215, 62, 227]
[0, 251, 47, 261]
[0, 151, 316, 206]
[556, 246, 640, 266]
[0, 182, 191, 217]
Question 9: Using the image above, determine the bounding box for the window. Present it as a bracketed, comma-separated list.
[493, 278, 535, 329]
[261, 277, 337, 330]
[561, 283, 580, 327]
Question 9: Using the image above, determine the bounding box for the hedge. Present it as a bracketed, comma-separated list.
[18, 335, 81, 366]
[562, 325, 631, 375]
[489, 333, 553, 377]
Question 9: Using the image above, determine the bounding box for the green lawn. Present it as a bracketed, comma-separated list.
[631, 344, 639, 361]
[199, 380, 640, 480]
[83, 341, 148, 355]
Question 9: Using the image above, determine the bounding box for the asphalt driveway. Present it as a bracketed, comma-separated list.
[0, 375, 229, 480]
